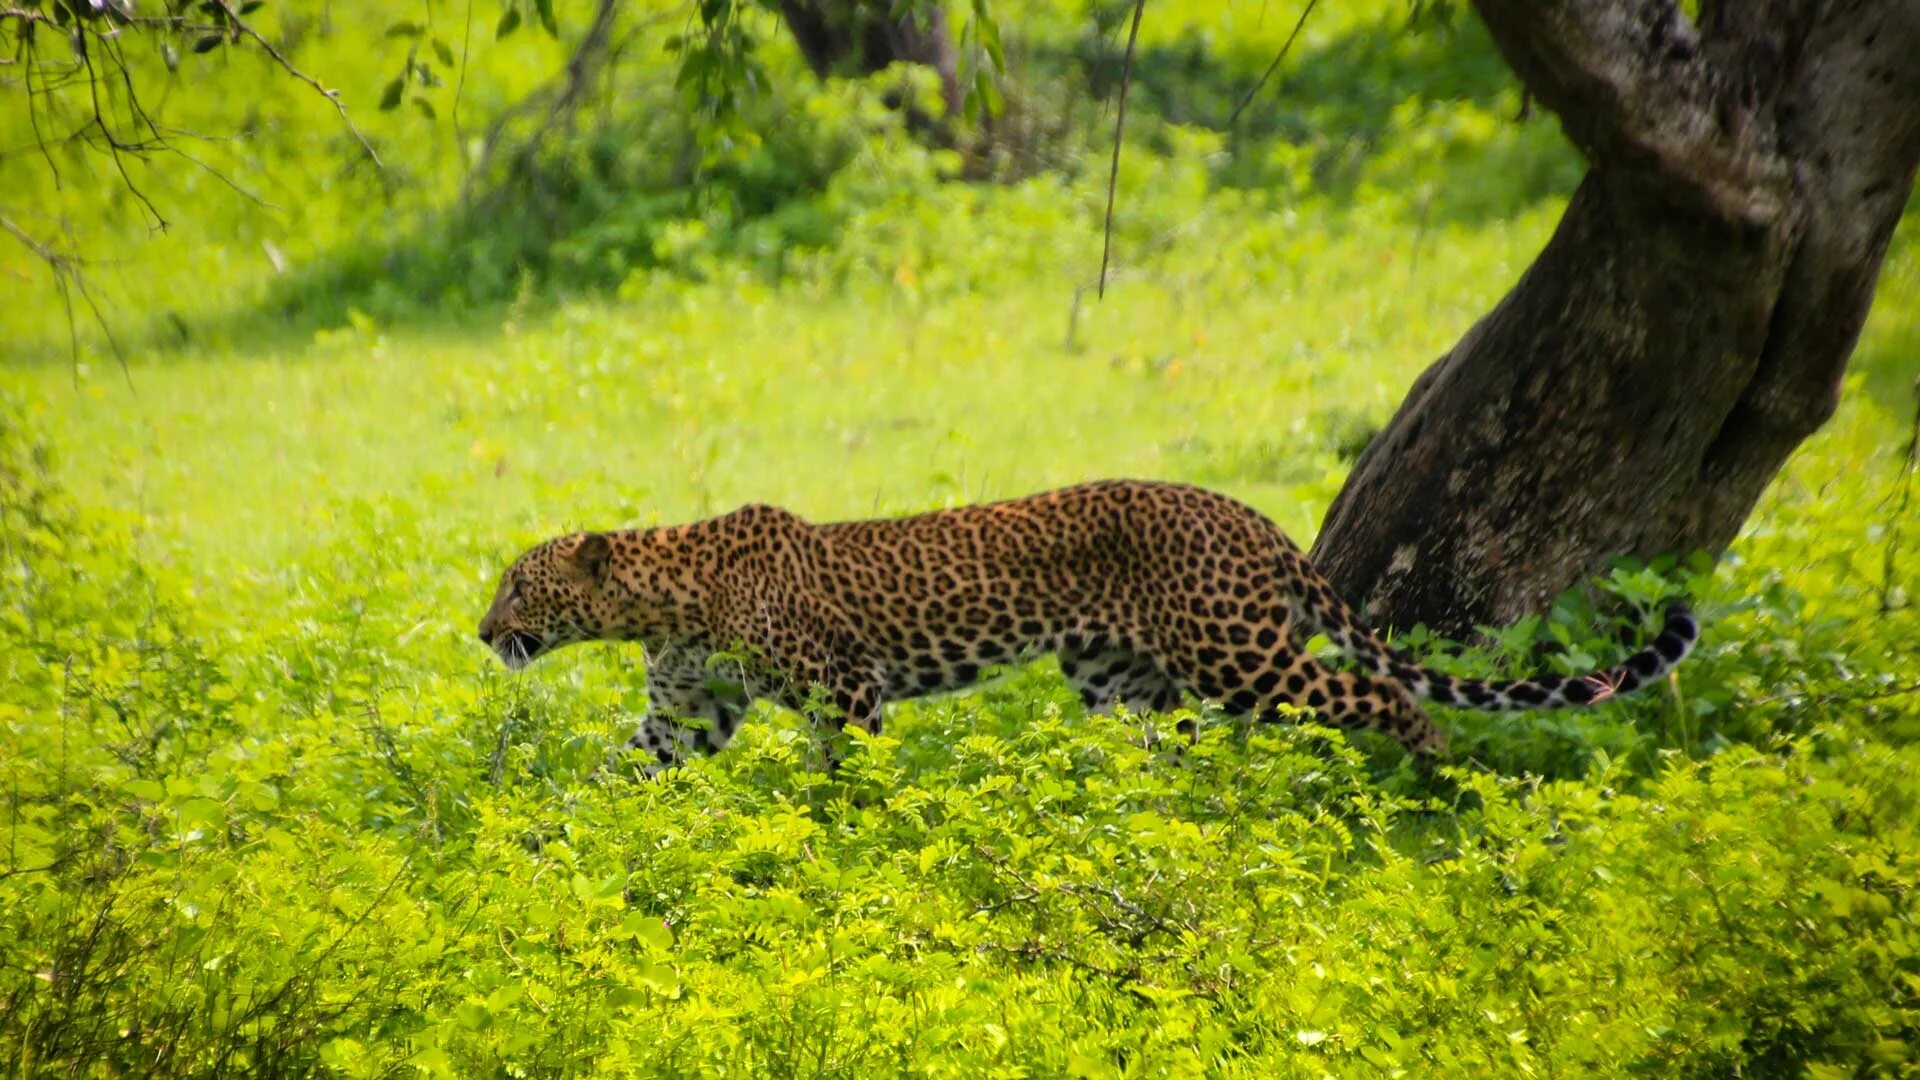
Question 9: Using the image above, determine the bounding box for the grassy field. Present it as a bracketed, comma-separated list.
[4, 1, 1919, 1075]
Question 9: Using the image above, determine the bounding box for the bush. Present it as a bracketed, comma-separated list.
[3, 402, 1916, 1076]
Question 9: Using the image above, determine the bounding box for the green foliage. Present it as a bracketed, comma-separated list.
[4, 0, 1920, 1074]
[0, 0, 1578, 347]
[2, 415, 1917, 1073]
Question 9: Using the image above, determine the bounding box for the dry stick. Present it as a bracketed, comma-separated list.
[1228, 0, 1320, 127]
[1408, 187, 1433, 275]
[1098, 0, 1145, 299]
[453, 0, 475, 165]
[1881, 379, 1920, 613]
[1096, 0, 1317, 296]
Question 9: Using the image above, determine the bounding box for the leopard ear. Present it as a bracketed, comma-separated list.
[569, 532, 613, 582]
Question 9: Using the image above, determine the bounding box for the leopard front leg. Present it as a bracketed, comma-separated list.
[616, 649, 752, 776]
[716, 587, 885, 772]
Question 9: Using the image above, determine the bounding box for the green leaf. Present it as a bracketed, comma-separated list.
[379, 77, 404, 110]
[1868, 1041, 1911, 1066]
[608, 984, 651, 1009]
[384, 21, 424, 39]
[620, 912, 674, 953]
[979, 11, 1004, 72]
[409, 1046, 454, 1078]
[495, 6, 520, 38]
[534, 0, 557, 35]
[193, 35, 223, 53]
[412, 97, 436, 120]
[634, 958, 680, 996]
[179, 797, 225, 827]
[432, 38, 456, 66]
[973, 67, 1001, 119]
[125, 778, 166, 802]
[238, 0, 265, 13]
[572, 871, 627, 904]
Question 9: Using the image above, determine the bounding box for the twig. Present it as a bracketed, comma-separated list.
[1408, 186, 1434, 275]
[1098, 0, 1144, 299]
[77, 33, 167, 231]
[465, 0, 636, 202]
[165, 142, 280, 210]
[0, 213, 131, 382]
[1880, 379, 1920, 613]
[1752, 680, 1920, 709]
[1228, 0, 1320, 126]
[211, 0, 384, 167]
[0, 215, 63, 276]
[102, 33, 166, 149]
[453, 0, 474, 164]
[0, 861, 67, 881]
[21, 56, 63, 186]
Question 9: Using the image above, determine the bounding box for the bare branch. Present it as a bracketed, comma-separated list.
[166, 141, 281, 210]
[0, 7, 55, 27]
[21, 32, 63, 187]
[452, 0, 475, 157]
[1, 0, 391, 361]
[1098, 0, 1143, 300]
[0, 213, 129, 381]
[465, 0, 622, 198]
[1229, 0, 1320, 127]
[209, 0, 384, 167]
[76, 30, 167, 231]
[1, 213, 64, 265]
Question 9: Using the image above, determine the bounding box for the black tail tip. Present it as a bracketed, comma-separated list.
[1650, 601, 1701, 664]
[1662, 600, 1698, 636]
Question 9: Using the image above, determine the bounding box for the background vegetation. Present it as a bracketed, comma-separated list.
[3, 0, 1917, 1074]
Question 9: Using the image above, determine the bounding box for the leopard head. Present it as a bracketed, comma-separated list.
[477, 532, 617, 670]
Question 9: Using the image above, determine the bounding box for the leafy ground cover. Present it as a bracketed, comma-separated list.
[3, 1, 1918, 1075]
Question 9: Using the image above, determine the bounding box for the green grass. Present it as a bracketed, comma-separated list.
[4, 1, 1920, 1075]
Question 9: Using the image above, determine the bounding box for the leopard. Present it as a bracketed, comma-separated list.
[476, 479, 1698, 769]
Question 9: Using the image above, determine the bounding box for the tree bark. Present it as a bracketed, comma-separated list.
[776, 0, 963, 121]
[1310, 0, 1920, 636]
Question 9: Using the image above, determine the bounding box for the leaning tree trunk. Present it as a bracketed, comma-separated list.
[1310, 0, 1920, 636]
[777, 0, 963, 120]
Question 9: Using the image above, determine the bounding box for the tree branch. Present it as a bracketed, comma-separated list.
[1470, 0, 1790, 225]
[209, 0, 383, 167]
[2, 0, 393, 362]
[0, 213, 129, 380]
[464, 0, 624, 199]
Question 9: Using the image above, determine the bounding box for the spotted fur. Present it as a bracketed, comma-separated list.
[477, 480, 1698, 768]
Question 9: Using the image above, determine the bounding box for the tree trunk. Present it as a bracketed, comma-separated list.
[777, 0, 963, 121]
[1310, 0, 1920, 636]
